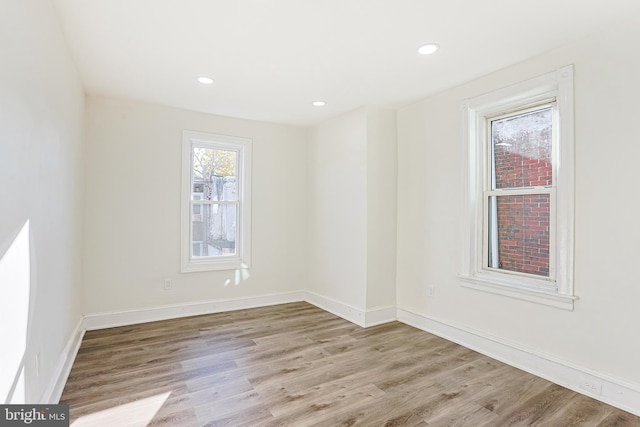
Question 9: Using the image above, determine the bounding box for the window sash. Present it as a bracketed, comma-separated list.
[482, 190, 557, 282]
[189, 201, 240, 260]
[189, 143, 242, 261]
[481, 101, 557, 282]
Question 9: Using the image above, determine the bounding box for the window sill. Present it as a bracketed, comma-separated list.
[458, 274, 577, 311]
[181, 258, 249, 273]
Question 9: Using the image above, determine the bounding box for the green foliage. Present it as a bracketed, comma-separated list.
[193, 148, 236, 180]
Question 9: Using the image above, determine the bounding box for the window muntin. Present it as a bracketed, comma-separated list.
[181, 131, 251, 272]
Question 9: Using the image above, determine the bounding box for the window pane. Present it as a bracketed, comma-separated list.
[191, 203, 237, 258]
[492, 108, 552, 189]
[488, 194, 550, 277]
[192, 147, 238, 201]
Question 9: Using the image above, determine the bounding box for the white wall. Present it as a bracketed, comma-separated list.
[366, 109, 397, 311]
[84, 98, 395, 324]
[0, 0, 85, 403]
[396, 16, 640, 389]
[82, 97, 307, 314]
[307, 108, 368, 311]
[306, 107, 397, 320]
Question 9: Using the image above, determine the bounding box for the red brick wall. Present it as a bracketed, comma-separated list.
[492, 108, 552, 277]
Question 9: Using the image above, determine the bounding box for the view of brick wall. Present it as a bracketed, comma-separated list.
[491, 108, 552, 277]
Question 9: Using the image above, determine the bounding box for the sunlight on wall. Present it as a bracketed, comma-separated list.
[0, 220, 31, 404]
[224, 264, 251, 287]
[71, 391, 171, 427]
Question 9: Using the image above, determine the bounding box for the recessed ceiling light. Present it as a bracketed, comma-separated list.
[197, 76, 214, 85]
[418, 43, 440, 55]
[312, 101, 326, 107]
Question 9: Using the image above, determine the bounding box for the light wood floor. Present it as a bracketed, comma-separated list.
[61, 302, 640, 426]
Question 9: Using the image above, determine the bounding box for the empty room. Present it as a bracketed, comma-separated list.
[2, 0, 640, 425]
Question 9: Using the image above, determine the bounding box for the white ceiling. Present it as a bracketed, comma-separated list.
[52, 0, 640, 127]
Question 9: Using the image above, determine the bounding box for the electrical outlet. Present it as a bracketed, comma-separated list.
[580, 380, 602, 395]
[163, 278, 172, 290]
[35, 353, 40, 377]
[427, 286, 436, 297]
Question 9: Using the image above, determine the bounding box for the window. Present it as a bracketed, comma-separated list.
[181, 131, 252, 272]
[459, 66, 576, 310]
[488, 104, 554, 279]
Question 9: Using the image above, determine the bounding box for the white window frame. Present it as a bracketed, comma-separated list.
[459, 65, 576, 310]
[181, 130, 252, 272]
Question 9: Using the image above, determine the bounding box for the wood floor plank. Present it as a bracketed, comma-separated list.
[60, 302, 640, 426]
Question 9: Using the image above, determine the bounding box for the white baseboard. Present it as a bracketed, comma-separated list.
[304, 292, 396, 328]
[304, 291, 366, 327]
[82, 291, 307, 330]
[396, 307, 640, 417]
[41, 319, 85, 404]
[364, 305, 397, 327]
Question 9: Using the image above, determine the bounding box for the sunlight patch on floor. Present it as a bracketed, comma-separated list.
[71, 392, 171, 427]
